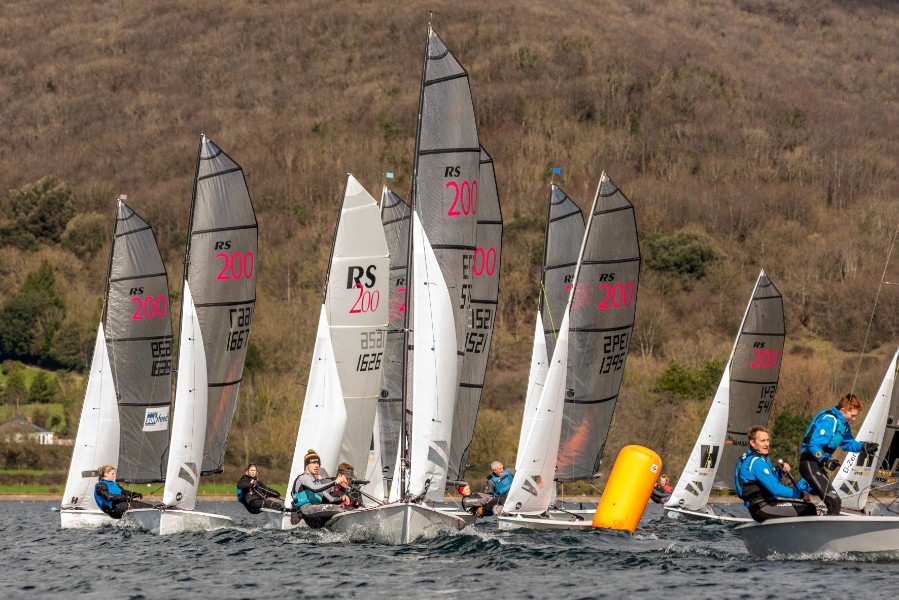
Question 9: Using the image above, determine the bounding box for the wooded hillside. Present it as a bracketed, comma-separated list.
[1, 0, 898, 488]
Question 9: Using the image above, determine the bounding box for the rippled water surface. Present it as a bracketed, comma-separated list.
[3, 501, 898, 598]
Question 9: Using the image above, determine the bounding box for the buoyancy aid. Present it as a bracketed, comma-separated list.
[94, 480, 125, 514]
[734, 451, 765, 505]
[488, 470, 513, 496]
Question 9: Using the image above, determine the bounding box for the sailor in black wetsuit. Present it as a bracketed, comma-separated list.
[458, 482, 499, 517]
[236, 463, 283, 514]
[93, 465, 155, 519]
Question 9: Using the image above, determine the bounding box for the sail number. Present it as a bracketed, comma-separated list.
[599, 332, 629, 374]
[756, 384, 777, 414]
[446, 180, 478, 216]
[357, 330, 385, 372]
[473, 247, 497, 277]
[350, 283, 381, 313]
[565, 281, 635, 311]
[750, 349, 781, 369]
[131, 295, 168, 320]
[150, 340, 172, 376]
[226, 307, 253, 352]
[216, 251, 255, 280]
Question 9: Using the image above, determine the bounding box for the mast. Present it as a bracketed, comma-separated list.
[399, 23, 433, 500]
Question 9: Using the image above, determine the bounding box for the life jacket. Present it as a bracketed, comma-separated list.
[292, 475, 325, 508]
[94, 480, 125, 515]
[734, 451, 765, 505]
[488, 470, 513, 496]
[802, 407, 848, 457]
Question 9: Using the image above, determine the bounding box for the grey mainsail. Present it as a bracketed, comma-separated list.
[556, 174, 641, 481]
[714, 273, 785, 490]
[377, 187, 410, 481]
[542, 185, 585, 361]
[106, 199, 173, 483]
[449, 146, 503, 482]
[185, 135, 258, 475]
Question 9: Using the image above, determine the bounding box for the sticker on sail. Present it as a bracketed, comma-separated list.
[143, 406, 170, 432]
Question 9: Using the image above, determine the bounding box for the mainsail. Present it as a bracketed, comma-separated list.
[402, 25, 480, 502]
[449, 146, 503, 482]
[714, 275, 785, 490]
[284, 175, 389, 507]
[512, 184, 583, 480]
[833, 348, 899, 510]
[667, 271, 784, 510]
[377, 186, 411, 489]
[555, 174, 641, 481]
[62, 197, 172, 509]
[163, 135, 257, 509]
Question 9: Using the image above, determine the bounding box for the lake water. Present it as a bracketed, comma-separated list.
[3, 501, 898, 599]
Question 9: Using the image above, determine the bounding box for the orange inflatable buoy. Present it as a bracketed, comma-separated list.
[592, 445, 662, 531]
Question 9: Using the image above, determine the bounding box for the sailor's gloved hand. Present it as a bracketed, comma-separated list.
[823, 458, 840, 471]
[273, 491, 282, 499]
[863, 442, 879, 455]
[800, 491, 812, 503]
[133, 493, 143, 500]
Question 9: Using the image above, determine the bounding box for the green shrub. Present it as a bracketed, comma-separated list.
[654, 359, 724, 399]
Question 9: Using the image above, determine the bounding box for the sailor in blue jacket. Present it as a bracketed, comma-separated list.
[93, 465, 155, 519]
[799, 393, 879, 515]
[485, 461, 513, 503]
[735, 426, 816, 522]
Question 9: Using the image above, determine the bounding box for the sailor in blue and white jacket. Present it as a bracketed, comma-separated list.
[799, 394, 878, 515]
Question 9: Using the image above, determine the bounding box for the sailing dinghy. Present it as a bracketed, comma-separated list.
[265, 174, 389, 529]
[665, 271, 784, 523]
[324, 25, 477, 544]
[739, 349, 899, 556]
[127, 135, 258, 535]
[60, 197, 173, 528]
[498, 173, 641, 531]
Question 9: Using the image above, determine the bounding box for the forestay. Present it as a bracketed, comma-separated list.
[556, 174, 641, 481]
[668, 271, 783, 510]
[449, 146, 503, 482]
[833, 348, 899, 510]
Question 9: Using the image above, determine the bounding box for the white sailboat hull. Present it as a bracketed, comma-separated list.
[325, 503, 467, 544]
[664, 506, 751, 523]
[739, 515, 899, 556]
[497, 513, 594, 531]
[124, 508, 232, 535]
[262, 508, 304, 530]
[59, 509, 115, 529]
